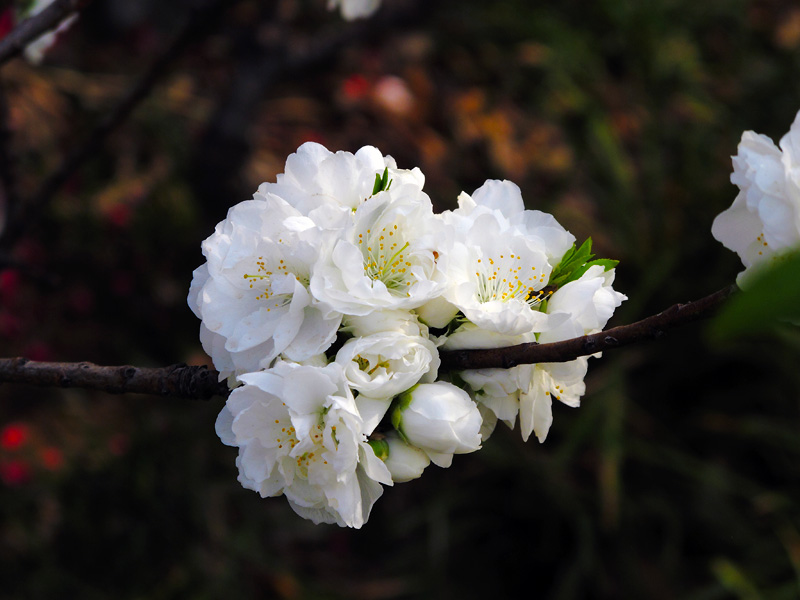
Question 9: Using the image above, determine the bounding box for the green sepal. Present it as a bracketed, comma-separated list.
[368, 439, 390, 461]
[390, 385, 418, 438]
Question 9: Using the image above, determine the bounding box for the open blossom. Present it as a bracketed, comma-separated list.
[215, 361, 392, 528]
[188, 194, 341, 380]
[430, 180, 575, 335]
[310, 186, 446, 316]
[327, 0, 382, 20]
[712, 109, 800, 284]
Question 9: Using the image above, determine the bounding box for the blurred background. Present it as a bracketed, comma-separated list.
[2, 0, 800, 597]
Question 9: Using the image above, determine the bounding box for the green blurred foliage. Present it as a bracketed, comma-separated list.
[2, 0, 800, 598]
[711, 253, 800, 341]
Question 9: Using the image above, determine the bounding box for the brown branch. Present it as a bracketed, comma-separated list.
[0, 0, 237, 252]
[0, 0, 91, 66]
[0, 358, 229, 399]
[439, 285, 738, 370]
[0, 285, 737, 400]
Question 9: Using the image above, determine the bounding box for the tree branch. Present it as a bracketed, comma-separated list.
[0, 285, 737, 400]
[439, 285, 737, 370]
[0, 0, 91, 66]
[0, 358, 228, 399]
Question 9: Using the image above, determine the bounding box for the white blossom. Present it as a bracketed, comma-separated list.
[434, 180, 575, 336]
[392, 382, 482, 467]
[712, 109, 800, 284]
[310, 187, 445, 316]
[327, 0, 382, 20]
[382, 432, 430, 483]
[257, 142, 424, 231]
[188, 195, 341, 380]
[215, 361, 392, 529]
[341, 309, 428, 338]
[335, 331, 440, 401]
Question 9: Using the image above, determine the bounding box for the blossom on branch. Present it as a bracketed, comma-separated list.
[190, 143, 625, 527]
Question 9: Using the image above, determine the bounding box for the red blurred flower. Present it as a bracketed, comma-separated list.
[0, 9, 14, 40]
[342, 74, 370, 100]
[0, 460, 31, 486]
[40, 446, 64, 471]
[1, 423, 30, 451]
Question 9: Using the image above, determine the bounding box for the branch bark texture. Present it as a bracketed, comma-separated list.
[0, 286, 737, 400]
[0, 358, 228, 399]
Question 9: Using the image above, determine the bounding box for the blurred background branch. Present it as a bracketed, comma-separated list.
[0, 0, 90, 65]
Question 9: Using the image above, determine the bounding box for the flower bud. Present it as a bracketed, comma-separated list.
[383, 433, 430, 482]
[391, 382, 482, 467]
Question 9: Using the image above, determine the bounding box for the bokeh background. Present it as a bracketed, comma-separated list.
[2, 0, 800, 597]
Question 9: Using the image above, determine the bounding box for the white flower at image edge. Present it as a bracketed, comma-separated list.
[188, 194, 341, 380]
[327, 0, 382, 20]
[391, 382, 482, 468]
[215, 361, 392, 529]
[712, 108, 800, 284]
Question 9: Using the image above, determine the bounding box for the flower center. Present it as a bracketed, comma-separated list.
[243, 255, 305, 312]
[474, 253, 550, 308]
[359, 225, 415, 293]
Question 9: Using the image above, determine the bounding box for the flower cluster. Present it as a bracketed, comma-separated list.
[189, 142, 626, 527]
[712, 108, 800, 285]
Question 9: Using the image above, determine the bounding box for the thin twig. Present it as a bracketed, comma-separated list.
[0, 286, 737, 400]
[0, 0, 91, 67]
[0, 0, 236, 252]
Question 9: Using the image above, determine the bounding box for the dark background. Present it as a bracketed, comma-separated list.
[2, 0, 800, 597]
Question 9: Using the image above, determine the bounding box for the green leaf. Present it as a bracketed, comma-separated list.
[709, 252, 800, 341]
